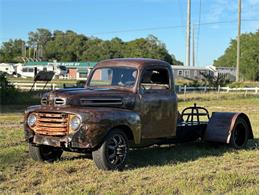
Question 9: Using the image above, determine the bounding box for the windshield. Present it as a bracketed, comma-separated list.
[88, 67, 137, 88]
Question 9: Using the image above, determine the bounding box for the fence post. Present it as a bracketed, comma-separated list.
[255, 87, 258, 94]
[204, 86, 207, 93]
[34, 83, 37, 91]
[184, 85, 187, 101]
[244, 89, 248, 97]
[217, 85, 220, 93]
[226, 86, 230, 93]
[13, 82, 17, 89]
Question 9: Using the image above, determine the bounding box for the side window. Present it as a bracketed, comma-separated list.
[184, 70, 190, 77]
[140, 68, 170, 90]
[194, 70, 197, 77]
[177, 70, 183, 76]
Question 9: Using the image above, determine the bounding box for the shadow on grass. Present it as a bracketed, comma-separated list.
[58, 138, 258, 169]
[0, 105, 29, 113]
[61, 153, 93, 161]
[125, 138, 258, 169]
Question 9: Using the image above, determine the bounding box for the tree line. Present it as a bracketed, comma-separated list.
[0, 28, 183, 65]
[214, 31, 259, 81]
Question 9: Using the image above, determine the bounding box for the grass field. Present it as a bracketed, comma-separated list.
[0, 94, 258, 194]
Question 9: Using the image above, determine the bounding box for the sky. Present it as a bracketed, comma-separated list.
[0, 0, 259, 66]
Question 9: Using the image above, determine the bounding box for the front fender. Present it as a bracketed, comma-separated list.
[81, 108, 141, 147]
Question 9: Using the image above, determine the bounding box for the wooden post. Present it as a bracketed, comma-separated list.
[236, 0, 241, 82]
[184, 85, 187, 101]
[218, 85, 220, 93]
[185, 0, 191, 66]
[244, 89, 248, 97]
[179, 86, 182, 93]
[227, 86, 230, 93]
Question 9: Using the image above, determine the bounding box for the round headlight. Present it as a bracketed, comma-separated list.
[27, 113, 37, 127]
[70, 116, 81, 131]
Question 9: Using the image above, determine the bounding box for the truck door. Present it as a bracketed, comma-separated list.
[139, 66, 177, 139]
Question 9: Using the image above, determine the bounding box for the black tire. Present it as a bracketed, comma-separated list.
[29, 143, 63, 162]
[92, 129, 129, 170]
[230, 117, 249, 149]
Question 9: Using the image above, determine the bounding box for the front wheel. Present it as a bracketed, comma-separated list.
[29, 143, 63, 162]
[92, 129, 129, 170]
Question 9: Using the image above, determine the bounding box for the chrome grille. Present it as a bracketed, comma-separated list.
[34, 112, 69, 136]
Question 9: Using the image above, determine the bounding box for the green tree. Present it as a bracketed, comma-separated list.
[28, 28, 52, 59]
[45, 30, 88, 61]
[214, 31, 259, 81]
[0, 39, 25, 62]
[122, 35, 179, 64]
[0, 28, 183, 65]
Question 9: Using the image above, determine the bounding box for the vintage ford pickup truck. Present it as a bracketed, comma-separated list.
[24, 58, 253, 170]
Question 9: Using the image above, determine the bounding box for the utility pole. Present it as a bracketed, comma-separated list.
[192, 24, 195, 67]
[185, 0, 191, 66]
[236, 0, 241, 82]
[21, 42, 24, 57]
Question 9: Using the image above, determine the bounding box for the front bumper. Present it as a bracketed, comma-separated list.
[25, 126, 94, 149]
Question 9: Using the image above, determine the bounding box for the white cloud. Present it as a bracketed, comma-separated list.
[203, 0, 258, 29]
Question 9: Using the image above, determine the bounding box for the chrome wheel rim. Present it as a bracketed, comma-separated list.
[106, 134, 127, 166]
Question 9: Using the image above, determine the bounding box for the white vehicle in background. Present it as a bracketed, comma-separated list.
[0, 63, 15, 75]
[14, 63, 67, 78]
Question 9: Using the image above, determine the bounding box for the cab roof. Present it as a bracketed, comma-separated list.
[95, 58, 171, 69]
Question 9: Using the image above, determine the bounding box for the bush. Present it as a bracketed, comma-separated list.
[200, 72, 230, 87]
[0, 73, 41, 105]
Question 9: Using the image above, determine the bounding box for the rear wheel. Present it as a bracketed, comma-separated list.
[29, 143, 63, 162]
[92, 129, 129, 170]
[230, 117, 249, 149]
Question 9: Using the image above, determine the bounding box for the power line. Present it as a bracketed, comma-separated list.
[78, 19, 258, 35]
[0, 18, 257, 40]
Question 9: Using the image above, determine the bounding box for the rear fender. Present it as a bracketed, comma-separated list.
[204, 112, 253, 143]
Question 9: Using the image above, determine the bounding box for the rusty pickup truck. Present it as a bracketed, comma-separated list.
[24, 58, 253, 170]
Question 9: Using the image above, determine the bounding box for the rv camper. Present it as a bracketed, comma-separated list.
[15, 63, 67, 78]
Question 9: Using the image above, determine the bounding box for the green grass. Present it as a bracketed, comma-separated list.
[0, 95, 258, 194]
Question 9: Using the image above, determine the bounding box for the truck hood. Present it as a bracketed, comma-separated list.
[41, 88, 136, 109]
